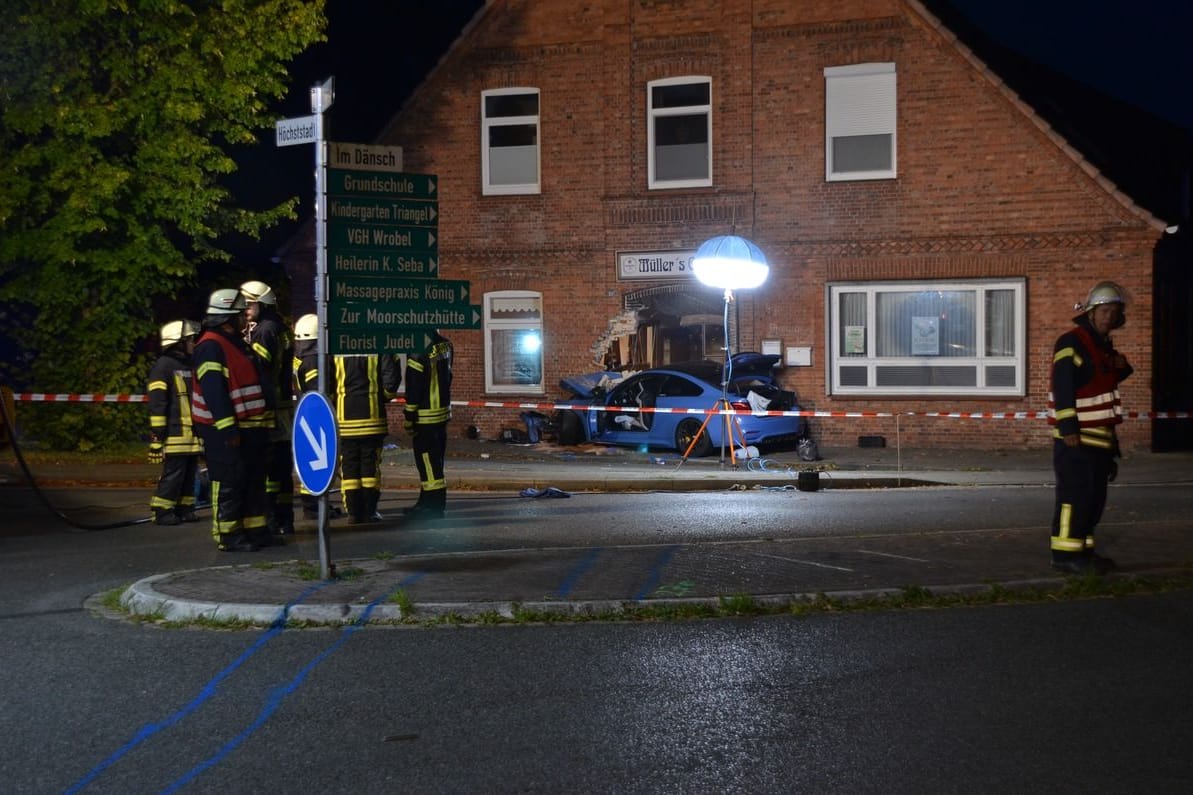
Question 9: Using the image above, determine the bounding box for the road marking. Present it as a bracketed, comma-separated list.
[750, 552, 854, 572]
[855, 549, 931, 563]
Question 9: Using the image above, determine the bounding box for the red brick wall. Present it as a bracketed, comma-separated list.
[368, 0, 1159, 452]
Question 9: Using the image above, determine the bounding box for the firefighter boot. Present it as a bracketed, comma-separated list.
[154, 509, 181, 526]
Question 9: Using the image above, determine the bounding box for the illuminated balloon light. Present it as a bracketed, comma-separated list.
[691, 235, 770, 290]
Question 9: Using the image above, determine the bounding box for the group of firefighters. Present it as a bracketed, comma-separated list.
[146, 282, 453, 552]
[146, 278, 1134, 571]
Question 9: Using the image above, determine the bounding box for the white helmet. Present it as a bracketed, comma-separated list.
[160, 319, 200, 347]
[206, 288, 247, 316]
[239, 280, 276, 305]
[294, 313, 319, 340]
[1073, 281, 1127, 326]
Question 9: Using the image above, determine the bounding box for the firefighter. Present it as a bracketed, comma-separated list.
[240, 280, 295, 537]
[192, 289, 272, 552]
[1047, 281, 1134, 575]
[291, 313, 324, 520]
[403, 330, 452, 520]
[333, 350, 401, 524]
[147, 319, 203, 525]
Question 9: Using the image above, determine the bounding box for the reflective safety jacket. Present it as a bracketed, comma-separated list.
[331, 354, 401, 437]
[292, 338, 319, 394]
[247, 309, 293, 437]
[404, 337, 452, 427]
[192, 327, 271, 431]
[1048, 317, 1133, 450]
[147, 348, 202, 455]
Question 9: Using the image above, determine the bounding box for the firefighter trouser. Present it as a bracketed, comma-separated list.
[266, 438, 294, 529]
[411, 423, 447, 510]
[197, 427, 269, 545]
[340, 434, 384, 520]
[150, 453, 199, 516]
[1051, 439, 1114, 560]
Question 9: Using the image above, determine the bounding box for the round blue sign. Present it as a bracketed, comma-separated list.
[292, 392, 338, 496]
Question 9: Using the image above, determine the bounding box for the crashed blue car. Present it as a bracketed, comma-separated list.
[555, 353, 804, 457]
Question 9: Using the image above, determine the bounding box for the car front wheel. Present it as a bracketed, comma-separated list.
[675, 418, 712, 457]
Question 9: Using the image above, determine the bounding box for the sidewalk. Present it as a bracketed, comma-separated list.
[7, 440, 1193, 624]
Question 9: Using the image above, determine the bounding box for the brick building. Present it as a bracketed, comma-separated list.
[284, 0, 1165, 451]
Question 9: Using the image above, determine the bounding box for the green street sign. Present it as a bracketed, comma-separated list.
[328, 249, 438, 278]
[327, 169, 437, 200]
[330, 302, 482, 332]
[327, 328, 436, 356]
[329, 224, 436, 251]
[330, 277, 470, 306]
[328, 197, 437, 228]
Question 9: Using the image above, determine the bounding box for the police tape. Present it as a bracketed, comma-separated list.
[10, 393, 1190, 420]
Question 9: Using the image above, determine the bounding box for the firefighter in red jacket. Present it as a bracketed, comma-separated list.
[147, 319, 202, 525]
[1047, 281, 1134, 575]
[403, 331, 452, 520]
[192, 289, 273, 552]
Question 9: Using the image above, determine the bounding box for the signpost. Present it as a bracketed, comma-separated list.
[276, 75, 472, 576]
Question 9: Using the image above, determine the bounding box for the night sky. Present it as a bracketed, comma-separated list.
[227, 0, 1193, 274]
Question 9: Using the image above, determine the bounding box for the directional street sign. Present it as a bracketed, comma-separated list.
[329, 302, 481, 338]
[326, 328, 440, 355]
[330, 276, 469, 305]
[328, 249, 438, 278]
[323, 146, 465, 355]
[292, 392, 338, 496]
[326, 169, 437, 199]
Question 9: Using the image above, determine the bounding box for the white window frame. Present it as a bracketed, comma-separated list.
[647, 76, 712, 190]
[481, 87, 541, 195]
[824, 63, 897, 181]
[484, 290, 544, 394]
[826, 279, 1026, 397]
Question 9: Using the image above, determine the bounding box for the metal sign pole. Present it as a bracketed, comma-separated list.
[311, 76, 334, 580]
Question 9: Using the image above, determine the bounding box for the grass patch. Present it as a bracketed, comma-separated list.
[387, 588, 414, 615]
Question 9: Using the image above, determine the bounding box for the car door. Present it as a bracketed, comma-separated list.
[595, 373, 665, 446]
[646, 373, 710, 449]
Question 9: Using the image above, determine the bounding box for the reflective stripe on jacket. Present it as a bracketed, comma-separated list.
[192, 329, 270, 430]
[147, 350, 202, 455]
[1048, 322, 1130, 450]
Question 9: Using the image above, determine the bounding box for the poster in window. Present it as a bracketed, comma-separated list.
[844, 325, 865, 355]
[912, 316, 940, 356]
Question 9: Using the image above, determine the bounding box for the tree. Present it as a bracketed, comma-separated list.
[0, 0, 325, 448]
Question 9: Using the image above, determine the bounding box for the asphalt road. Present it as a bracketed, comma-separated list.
[3, 484, 1193, 791]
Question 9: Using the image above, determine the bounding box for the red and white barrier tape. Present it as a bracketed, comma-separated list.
[12, 393, 147, 403]
[10, 393, 1190, 420]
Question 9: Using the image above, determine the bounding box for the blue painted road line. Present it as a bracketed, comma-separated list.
[159, 572, 428, 794]
[555, 547, 603, 598]
[633, 545, 679, 601]
[64, 580, 334, 795]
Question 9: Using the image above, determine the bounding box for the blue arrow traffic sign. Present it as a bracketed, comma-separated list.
[292, 392, 338, 496]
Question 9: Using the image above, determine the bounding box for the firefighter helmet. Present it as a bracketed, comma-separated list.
[295, 313, 319, 340]
[239, 280, 276, 305]
[206, 288, 247, 316]
[160, 319, 200, 347]
[1073, 281, 1127, 326]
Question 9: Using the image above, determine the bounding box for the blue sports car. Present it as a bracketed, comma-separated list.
[555, 353, 804, 457]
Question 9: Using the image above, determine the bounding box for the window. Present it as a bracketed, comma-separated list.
[824, 63, 896, 181]
[481, 88, 540, 195]
[484, 291, 543, 393]
[828, 280, 1025, 396]
[648, 76, 712, 189]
